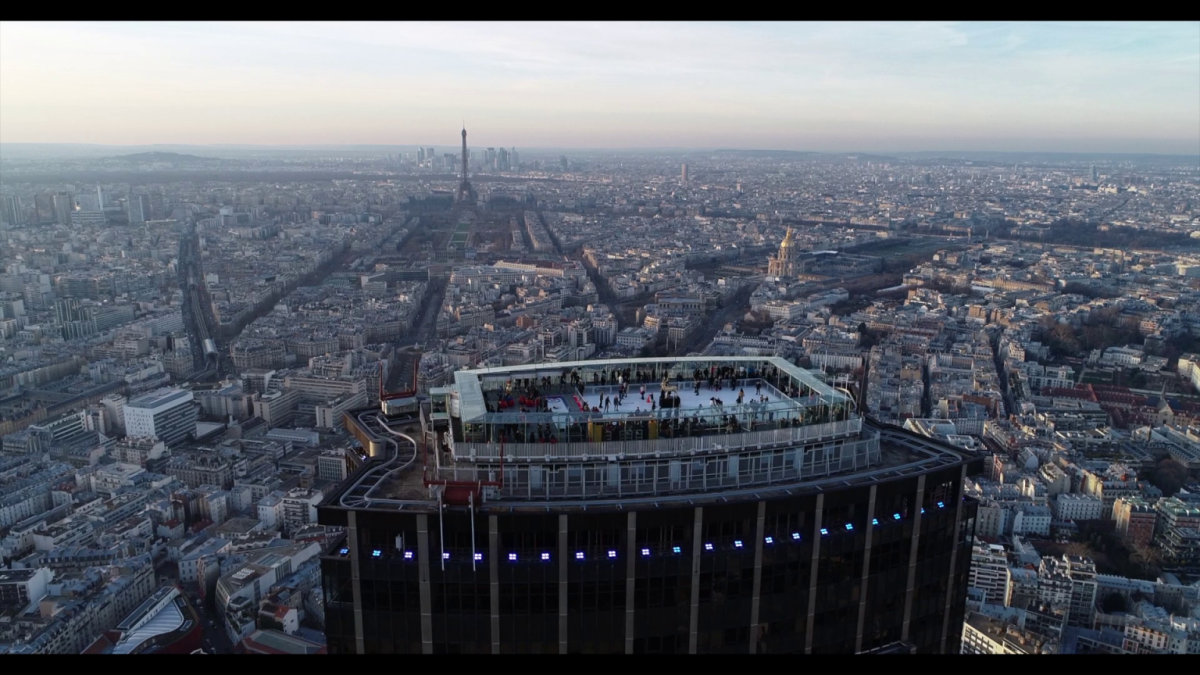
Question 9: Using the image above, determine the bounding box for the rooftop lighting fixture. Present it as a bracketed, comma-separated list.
[937, 501, 945, 509]
[733, 540, 743, 548]
[873, 519, 879, 526]
[541, 552, 550, 561]
[672, 546, 682, 554]
[765, 536, 774, 545]
[575, 551, 585, 560]
[371, 550, 382, 558]
[704, 543, 714, 551]
[339, 548, 349, 555]
[894, 513, 901, 520]
[607, 550, 617, 559]
[820, 528, 829, 536]
[442, 552, 450, 560]
[641, 548, 651, 557]
[508, 553, 518, 562]
[474, 553, 483, 561]
[791, 532, 801, 541]
[921, 508, 926, 514]
[845, 523, 854, 531]
[403, 551, 413, 560]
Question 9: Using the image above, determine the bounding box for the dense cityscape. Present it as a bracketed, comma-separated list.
[0, 136, 1198, 654]
[2, 19, 1199, 656]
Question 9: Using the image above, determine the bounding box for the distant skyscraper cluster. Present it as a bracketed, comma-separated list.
[0, 183, 149, 228]
[414, 141, 519, 173]
[484, 147, 513, 171]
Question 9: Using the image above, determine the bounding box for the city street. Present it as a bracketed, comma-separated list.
[189, 595, 237, 654]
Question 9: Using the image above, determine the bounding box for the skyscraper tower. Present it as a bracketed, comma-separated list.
[53, 194, 73, 226]
[681, 163, 688, 183]
[320, 355, 982, 655]
[2, 195, 22, 226]
[129, 194, 149, 224]
[456, 126, 476, 205]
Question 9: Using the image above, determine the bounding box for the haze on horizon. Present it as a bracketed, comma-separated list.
[1, 21, 1198, 156]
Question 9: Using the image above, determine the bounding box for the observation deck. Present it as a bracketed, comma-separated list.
[331, 357, 979, 514]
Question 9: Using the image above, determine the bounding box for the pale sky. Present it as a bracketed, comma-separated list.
[1, 21, 1198, 154]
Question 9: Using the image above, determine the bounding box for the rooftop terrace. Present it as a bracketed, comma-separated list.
[445, 357, 858, 463]
[451, 356, 850, 427]
[328, 356, 978, 514]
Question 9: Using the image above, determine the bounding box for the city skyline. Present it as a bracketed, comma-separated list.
[3, 19, 1200, 657]
[1, 21, 1198, 155]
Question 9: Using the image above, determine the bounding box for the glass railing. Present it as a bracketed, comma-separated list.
[455, 417, 863, 461]
[431, 430, 882, 502]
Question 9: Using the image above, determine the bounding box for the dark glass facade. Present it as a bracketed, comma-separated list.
[319, 455, 982, 654]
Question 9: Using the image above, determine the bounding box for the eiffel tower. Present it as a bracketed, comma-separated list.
[455, 125, 477, 206]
